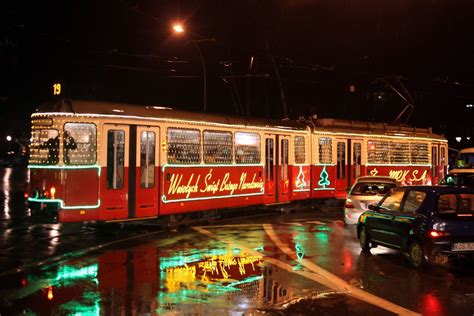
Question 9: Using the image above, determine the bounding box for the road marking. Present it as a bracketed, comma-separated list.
[263, 224, 420, 316]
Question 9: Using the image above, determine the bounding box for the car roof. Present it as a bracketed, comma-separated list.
[354, 176, 398, 184]
[396, 185, 474, 194]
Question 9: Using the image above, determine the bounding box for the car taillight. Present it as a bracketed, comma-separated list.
[24, 192, 28, 199]
[345, 199, 354, 209]
[428, 230, 449, 238]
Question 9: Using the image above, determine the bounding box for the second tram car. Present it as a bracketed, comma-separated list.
[27, 99, 448, 223]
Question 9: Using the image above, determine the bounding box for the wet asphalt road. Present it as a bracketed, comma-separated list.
[1, 167, 474, 315]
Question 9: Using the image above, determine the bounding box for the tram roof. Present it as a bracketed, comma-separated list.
[313, 118, 446, 140]
[34, 99, 308, 131]
[34, 99, 446, 140]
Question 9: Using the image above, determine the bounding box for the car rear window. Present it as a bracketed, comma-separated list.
[351, 182, 397, 196]
[437, 194, 474, 216]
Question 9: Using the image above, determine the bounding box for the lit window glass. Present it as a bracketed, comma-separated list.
[167, 128, 201, 164]
[30, 129, 59, 165]
[140, 131, 155, 188]
[265, 138, 274, 181]
[294, 136, 305, 164]
[106, 130, 125, 189]
[281, 139, 288, 180]
[410, 142, 429, 164]
[318, 137, 332, 164]
[389, 142, 410, 164]
[337, 142, 346, 179]
[64, 123, 97, 165]
[368, 140, 389, 164]
[235, 132, 261, 164]
[203, 130, 233, 164]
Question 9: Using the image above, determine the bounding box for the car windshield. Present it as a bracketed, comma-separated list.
[437, 193, 474, 216]
[350, 182, 397, 196]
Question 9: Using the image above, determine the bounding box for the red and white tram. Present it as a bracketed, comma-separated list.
[27, 99, 448, 223]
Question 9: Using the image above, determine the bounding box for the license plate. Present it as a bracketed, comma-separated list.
[452, 242, 474, 251]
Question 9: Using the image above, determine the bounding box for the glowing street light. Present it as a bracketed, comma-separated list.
[6, 135, 12, 142]
[172, 23, 215, 112]
[172, 23, 184, 34]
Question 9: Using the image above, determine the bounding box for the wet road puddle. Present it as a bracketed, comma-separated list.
[0, 228, 334, 315]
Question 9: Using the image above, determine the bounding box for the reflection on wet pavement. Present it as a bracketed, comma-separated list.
[1, 167, 474, 315]
[0, 228, 337, 315]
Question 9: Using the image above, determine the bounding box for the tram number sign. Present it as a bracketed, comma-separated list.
[53, 83, 61, 95]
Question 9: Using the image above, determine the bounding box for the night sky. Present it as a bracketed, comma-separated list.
[1, 0, 473, 146]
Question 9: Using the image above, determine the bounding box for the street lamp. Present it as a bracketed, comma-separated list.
[172, 23, 215, 112]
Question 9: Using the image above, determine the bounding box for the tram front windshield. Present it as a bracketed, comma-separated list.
[29, 123, 97, 165]
[30, 129, 59, 165]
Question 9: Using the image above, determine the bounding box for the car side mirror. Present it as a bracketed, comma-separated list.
[368, 204, 378, 211]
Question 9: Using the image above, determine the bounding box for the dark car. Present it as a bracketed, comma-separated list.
[357, 186, 474, 268]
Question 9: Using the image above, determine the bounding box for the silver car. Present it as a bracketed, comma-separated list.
[344, 176, 398, 225]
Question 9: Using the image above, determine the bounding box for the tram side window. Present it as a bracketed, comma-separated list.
[389, 142, 410, 164]
[140, 131, 155, 188]
[203, 130, 233, 164]
[167, 128, 201, 164]
[235, 132, 261, 164]
[63, 123, 97, 165]
[318, 137, 332, 164]
[411, 143, 429, 164]
[30, 129, 59, 165]
[367, 140, 389, 164]
[294, 136, 305, 164]
[107, 130, 125, 189]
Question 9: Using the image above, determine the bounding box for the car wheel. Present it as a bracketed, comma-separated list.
[359, 226, 371, 252]
[408, 240, 425, 268]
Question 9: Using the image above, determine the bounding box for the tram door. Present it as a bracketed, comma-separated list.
[135, 126, 160, 218]
[264, 136, 276, 204]
[277, 135, 291, 203]
[102, 124, 130, 221]
[335, 139, 348, 192]
[351, 140, 363, 185]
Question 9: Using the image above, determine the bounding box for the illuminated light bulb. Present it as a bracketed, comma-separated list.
[50, 186, 56, 199]
[47, 286, 53, 300]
